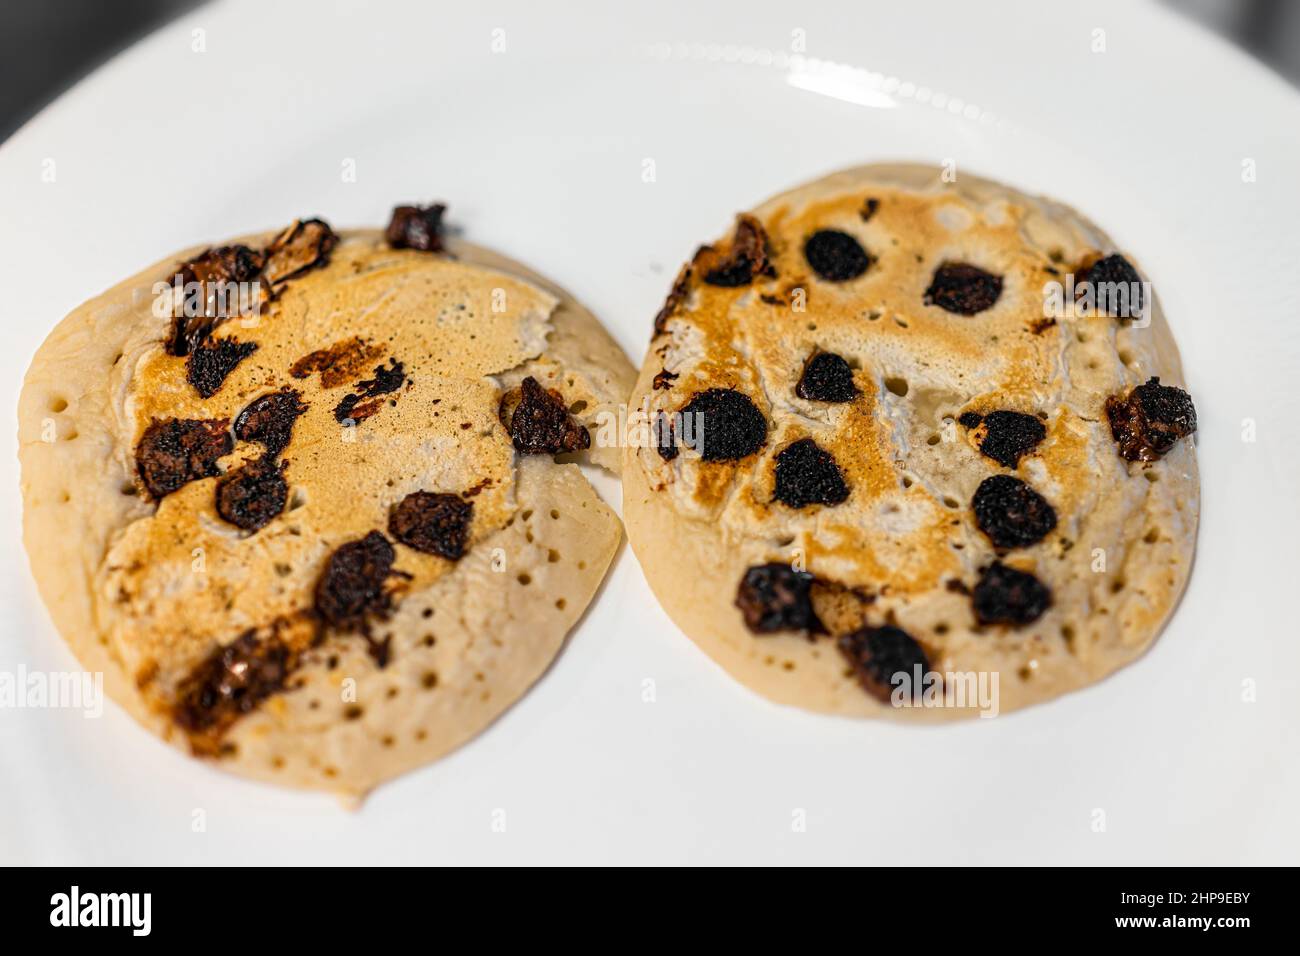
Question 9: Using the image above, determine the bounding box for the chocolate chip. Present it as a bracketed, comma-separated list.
[652, 368, 679, 390]
[972, 475, 1058, 549]
[314, 531, 398, 631]
[678, 388, 767, 461]
[1080, 253, 1143, 319]
[972, 561, 1052, 626]
[388, 491, 473, 560]
[773, 438, 849, 509]
[333, 359, 406, 424]
[1105, 377, 1197, 462]
[803, 229, 872, 282]
[187, 337, 258, 398]
[507, 376, 591, 454]
[837, 625, 929, 703]
[735, 563, 820, 633]
[963, 410, 1047, 468]
[216, 457, 288, 532]
[173, 627, 296, 742]
[135, 418, 232, 499]
[795, 352, 857, 403]
[654, 411, 678, 461]
[167, 245, 266, 356]
[235, 389, 308, 457]
[701, 215, 774, 287]
[261, 218, 338, 286]
[860, 197, 880, 221]
[385, 203, 447, 252]
[925, 262, 1003, 315]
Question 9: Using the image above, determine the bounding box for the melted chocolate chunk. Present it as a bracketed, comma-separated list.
[261, 218, 338, 286]
[235, 389, 308, 457]
[385, 203, 447, 252]
[1105, 377, 1197, 462]
[773, 438, 849, 509]
[735, 563, 820, 633]
[795, 352, 857, 403]
[1080, 253, 1143, 318]
[837, 624, 929, 703]
[135, 418, 232, 499]
[333, 359, 406, 424]
[652, 368, 679, 390]
[860, 197, 880, 221]
[187, 337, 258, 398]
[388, 491, 473, 560]
[167, 245, 266, 357]
[972, 475, 1058, 550]
[803, 229, 872, 282]
[216, 457, 288, 532]
[174, 627, 295, 742]
[507, 376, 591, 454]
[654, 412, 678, 462]
[963, 410, 1047, 469]
[971, 561, 1052, 627]
[678, 388, 767, 461]
[701, 215, 774, 287]
[290, 336, 382, 389]
[925, 262, 1003, 315]
[315, 531, 398, 632]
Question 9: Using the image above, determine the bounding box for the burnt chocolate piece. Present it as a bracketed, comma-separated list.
[135, 418, 232, 500]
[803, 229, 872, 282]
[1079, 253, 1143, 318]
[187, 337, 258, 399]
[837, 624, 929, 703]
[261, 218, 338, 286]
[795, 352, 857, 403]
[972, 475, 1058, 550]
[773, 438, 849, 509]
[216, 457, 288, 532]
[701, 215, 774, 287]
[735, 563, 820, 633]
[385, 203, 447, 252]
[333, 359, 407, 424]
[678, 388, 767, 461]
[235, 389, 308, 457]
[167, 245, 265, 356]
[507, 376, 591, 454]
[971, 561, 1052, 627]
[315, 531, 398, 634]
[1105, 377, 1197, 462]
[173, 627, 296, 743]
[388, 491, 473, 560]
[962, 410, 1047, 469]
[654, 411, 678, 462]
[925, 262, 1003, 315]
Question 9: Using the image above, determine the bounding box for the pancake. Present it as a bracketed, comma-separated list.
[624, 164, 1199, 718]
[19, 205, 634, 793]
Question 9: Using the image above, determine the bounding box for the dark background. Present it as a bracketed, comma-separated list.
[1, 0, 1298, 143]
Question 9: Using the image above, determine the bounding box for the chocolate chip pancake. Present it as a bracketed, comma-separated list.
[624, 164, 1199, 718]
[19, 205, 634, 793]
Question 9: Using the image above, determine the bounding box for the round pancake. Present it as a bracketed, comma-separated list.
[624, 163, 1199, 719]
[19, 211, 634, 794]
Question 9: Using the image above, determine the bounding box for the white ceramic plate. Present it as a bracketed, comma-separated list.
[2, 0, 1298, 865]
